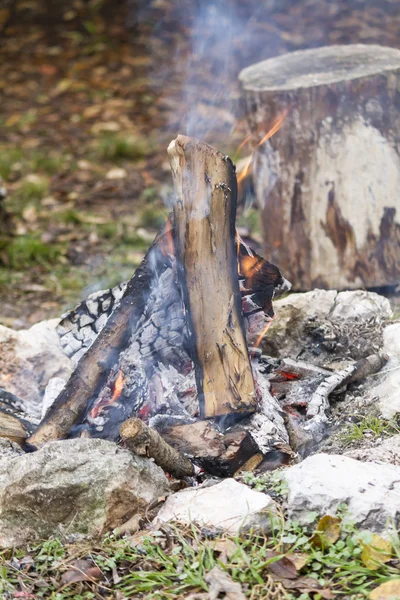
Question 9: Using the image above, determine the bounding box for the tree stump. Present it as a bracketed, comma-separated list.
[239, 44, 400, 290]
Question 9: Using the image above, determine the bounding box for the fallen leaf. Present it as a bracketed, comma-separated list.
[207, 539, 238, 564]
[276, 574, 333, 597]
[286, 552, 310, 570]
[370, 579, 400, 600]
[60, 559, 103, 586]
[265, 550, 298, 579]
[205, 566, 246, 600]
[362, 534, 392, 570]
[310, 515, 341, 549]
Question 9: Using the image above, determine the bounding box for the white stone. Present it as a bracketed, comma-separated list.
[266, 289, 391, 359]
[0, 438, 169, 548]
[283, 453, 400, 531]
[330, 290, 392, 322]
[41, 377, 66, 418]
[154, 478, 277, 534]
[368, 323, 400, 418]
[0, 319, 72, 418]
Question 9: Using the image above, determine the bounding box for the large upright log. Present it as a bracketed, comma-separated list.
[168, 135, 256, 418]
[240, 44, 400, 290]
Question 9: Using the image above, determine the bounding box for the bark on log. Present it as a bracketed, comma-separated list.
[27, 232, 171, 447]
[168, 135, 256, 418]
[120, 417, 194, 478]
[239, 44, 400, 290]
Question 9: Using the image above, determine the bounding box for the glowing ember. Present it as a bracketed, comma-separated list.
[236, 109, 289, 184]
[90, 370, 124, 419]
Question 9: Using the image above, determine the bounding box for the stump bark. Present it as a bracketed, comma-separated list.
[239, 44, 400, 290]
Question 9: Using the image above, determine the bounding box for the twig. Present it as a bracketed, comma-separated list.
[120, 418, 194, 478]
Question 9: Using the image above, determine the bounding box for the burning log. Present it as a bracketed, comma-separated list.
[120, 418, 195, 478]
[168, 135, 256, 418]
[27, 232, 172, 447]
[240, 44, 400, 290]
[155, 419, 260, 477]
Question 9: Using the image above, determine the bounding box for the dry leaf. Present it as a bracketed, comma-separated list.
[60, 559, 103, 586]
[361, 535, 392, 570]
[208, 539, 238, 564]
[370, 579, 400, 600]
[265, 551, 298, 579]
[310, 515, 341, 549]
[287, 552, 310, 570]
[205, 566, 246, 600]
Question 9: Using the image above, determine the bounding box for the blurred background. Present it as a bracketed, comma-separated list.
[0, 0, 399, 329]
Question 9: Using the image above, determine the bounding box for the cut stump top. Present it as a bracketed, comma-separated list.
[239, 44, 400, 92]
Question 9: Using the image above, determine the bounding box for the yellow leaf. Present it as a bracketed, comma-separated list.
[370, 579, 400, 600]
[287, 552, 310, 570]
[310, 515, 341, 549]
[361, 534, 392, 570]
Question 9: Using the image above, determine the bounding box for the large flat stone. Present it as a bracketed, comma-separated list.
[283, 453, 400, 532]
[154, 478, 277, 534]
[0, 438, 169, 548]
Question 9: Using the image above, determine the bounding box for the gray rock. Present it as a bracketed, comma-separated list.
[0, 438, 169, 548]
[368, 323, 400, 419]
[154, 478, 277, 534]
[345, 434, 400, 466]
[0, 319, 72, 418]
[0, 438, 24, 462]
[283, 453, 400, 531]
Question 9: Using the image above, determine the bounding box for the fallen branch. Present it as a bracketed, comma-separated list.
[120, 417, 195, 478]
[306, 353, 388, 419]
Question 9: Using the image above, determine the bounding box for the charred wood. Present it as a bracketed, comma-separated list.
[156, 419, 260, 477]
[306, 353, 388, 419]
[27, 231, 173, 447]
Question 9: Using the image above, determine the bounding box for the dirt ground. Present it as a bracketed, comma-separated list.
[1, 0, 399, 328]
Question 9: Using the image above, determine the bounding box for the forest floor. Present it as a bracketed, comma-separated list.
[0, 0, 399, 328]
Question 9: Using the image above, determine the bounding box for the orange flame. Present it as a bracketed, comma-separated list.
[236, 109, 289, 184]
[159, 216, 174, 257]
[254, 318, 274, 350]
[90, 370, 124, 419]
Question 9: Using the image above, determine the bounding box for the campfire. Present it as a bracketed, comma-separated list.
[0, 133, 387, 482]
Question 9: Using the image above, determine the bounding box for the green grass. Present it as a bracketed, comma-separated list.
[339, 415, 400, 446]
[0, 147, 24, 181]
[0, 146, 71, 182]
[1, 517, 400, 599]
[3, 235, 60, 270]
[94, 132, 152, 162]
